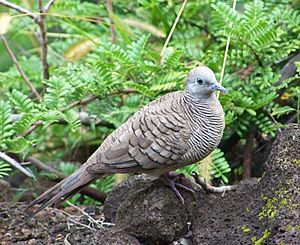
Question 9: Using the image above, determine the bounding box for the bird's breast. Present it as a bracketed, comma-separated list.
[182, 97, 225, 163]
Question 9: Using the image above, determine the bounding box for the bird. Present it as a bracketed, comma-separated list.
[26, 66, 227, 215]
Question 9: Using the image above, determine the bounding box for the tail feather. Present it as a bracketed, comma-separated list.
[26, 166, 100, 215]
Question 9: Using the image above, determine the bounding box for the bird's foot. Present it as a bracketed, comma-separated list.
[162, 172, 195, 204]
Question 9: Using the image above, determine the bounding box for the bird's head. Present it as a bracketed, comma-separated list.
[186, 66, 228, 99]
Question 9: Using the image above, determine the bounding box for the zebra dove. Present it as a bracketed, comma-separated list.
[27, 66, 227, 215]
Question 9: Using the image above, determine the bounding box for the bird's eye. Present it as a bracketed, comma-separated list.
[196, 78, 204, 85]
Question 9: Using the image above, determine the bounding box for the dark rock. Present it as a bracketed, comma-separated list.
[103, 175, 203, 244]
[103, 175, 156, 222]
[192, 123, 300, 244]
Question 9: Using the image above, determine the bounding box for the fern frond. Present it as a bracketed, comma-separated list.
[0, 161, 11, 178]
[162, 48, 183, 68]
[211, 148, 231, 183]
[63, 110, 81, 132]
[44, 76, 73, 109]
[126, 34, 149, 62]
[211, 2, 242, 31]
[13, 114, 35, 134]
[5, 137, 30, 153]
[9, 89, 36, 113]
[0, 101, 13, 145]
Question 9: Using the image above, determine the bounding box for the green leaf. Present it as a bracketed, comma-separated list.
[9, 89, 36, 113]
[246, 109, 257, 116]
[271, 106, 295, 116]
[210, 148, 231, 183]
[63, 110, 81, 132]
[6, 137, 30, 153]
[44, 76, 73, 109]
[0, 100, 14, 143]
[0, 161, 12, 178]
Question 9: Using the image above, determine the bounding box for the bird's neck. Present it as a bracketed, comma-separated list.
[182, 91, 224, 127]
[183, 91, 219, 106]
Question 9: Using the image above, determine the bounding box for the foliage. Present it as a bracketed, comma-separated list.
[0, 0, 299, 204]
[0, 161, 11, 178]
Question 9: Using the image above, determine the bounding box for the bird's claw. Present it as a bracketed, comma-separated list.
[162, 172, 195, 204]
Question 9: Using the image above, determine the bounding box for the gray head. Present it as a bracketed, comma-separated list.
[186, 66, 227, 99]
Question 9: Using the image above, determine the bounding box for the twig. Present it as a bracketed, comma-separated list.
[236, 64, 255, 80]
[65, 95, 98, 111]
[44, 0, 56, 13]
[64, 234, 72, 245]
[242, 125, 255, 179]
[28, 157, 107, 202]
[10, 111, 114, 128]
[65, 89, 135, 111]
[106, 0, 116, 43]
[65, 200, 114, 229]
[0, 151, 35, 178]
[38, 0, 50, 80]
[192, 172, 238, 193]
[0, 0, 54, 80]
[160, 0, 188, 64]
[0, 0, 36, 20]
[217, 0, 237, 98]
[0, 36, 42, 101]
[17, 121, 43, 138]
[17, 95, 98, 138]
[18, 89, 135, 138]
[67, 217, 97, 231]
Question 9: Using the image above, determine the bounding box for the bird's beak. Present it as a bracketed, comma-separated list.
[212, 82, 228, 94]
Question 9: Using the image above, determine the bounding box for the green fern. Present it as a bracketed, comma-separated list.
[0, 101, 14, 148]
[63, 110, 81, 132]
[0, 161, 11, 178]
[44, 76, 73, 109]
[9, 89, 37, 113]
[210, 149, 231, 184]
[126, 34, 150, 62]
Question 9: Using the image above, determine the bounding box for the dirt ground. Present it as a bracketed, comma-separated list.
[0, 203, 112, 245]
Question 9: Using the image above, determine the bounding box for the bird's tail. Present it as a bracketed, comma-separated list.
[26, 166, 102, 215]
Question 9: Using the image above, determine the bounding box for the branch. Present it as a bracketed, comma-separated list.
[0, 36, 42, 101]
[28, 157, 107, 202]
[160, 0, 188, 64]
[0, 151, 35, 178]
[217, 0, 237, 98]
[17, 121, 43, 138]
[10, 112, 115, 128]
[192, 172, 238, 193]
[0, 0, 53, 80]
[37, 0, 50, 80]
[44, 0, 56, 13]
[65, 89, 136, 111]
[0, 0, 36, 20]
[17, 89, 136, 138]
[65, 95, 98, 111]
[242, 125, 256, 179]
[106, 0, 116, 43]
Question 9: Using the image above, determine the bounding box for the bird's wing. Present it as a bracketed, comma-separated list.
[87, 92, 191, 174]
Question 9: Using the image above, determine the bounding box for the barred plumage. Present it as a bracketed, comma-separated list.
[27, 66, 227, 214]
